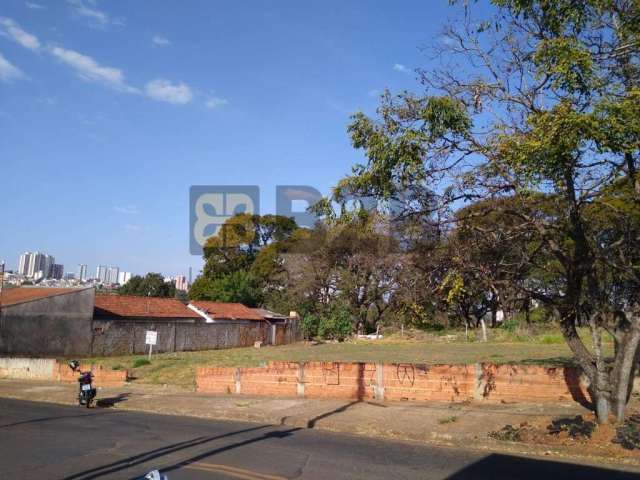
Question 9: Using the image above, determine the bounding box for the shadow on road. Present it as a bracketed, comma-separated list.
[63, 424, 271, 480]
[96, 393, 130, 408]
[0, 410, 121, 429]
[446, 453, 640, 479]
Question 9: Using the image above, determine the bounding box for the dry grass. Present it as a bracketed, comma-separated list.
[81, 327, 610, 389]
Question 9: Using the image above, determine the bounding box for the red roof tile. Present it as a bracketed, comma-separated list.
[94, 295, 200, 319]
[0, 287, 82, 307]
[189, 301, 265, 321]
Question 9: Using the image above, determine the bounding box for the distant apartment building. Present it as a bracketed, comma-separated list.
[51, 264, 64, 280]
[106, 266, 120, 284]
[77, 264, 87, 282]
[117, 271, 131, 285]
[18, 251, 55, 279]
[175, 275, 188, 292]
[96, 265, 108, 283]
[18, 252, 31, 276]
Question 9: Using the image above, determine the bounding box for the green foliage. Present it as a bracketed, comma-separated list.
[501, 318, 519, 334]
[132, 358, 151, 368]
[300, 314, 320, 339]
[317, 303, 354, 341]
[196, 213, 298, 309]
[118, 273, 176, 298]
[189, 270, 262, 307]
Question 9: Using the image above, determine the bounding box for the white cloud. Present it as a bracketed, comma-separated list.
[0, 52, 23, 82]
[114, 205, 139, 215]
[49, 46, 138, 93]
[25, 2, 46, 10]
[145, 79, 193, 105]
[152, 35, 171, 46]
[393, 63, 410, 74]
[0, 17, 41, 50]
[205, 96, 228, 109]
[66, 0, 122, 28]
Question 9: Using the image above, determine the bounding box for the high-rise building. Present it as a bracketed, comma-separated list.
[117, 271, 132, 285]
[22, 252, 55, 278]
[96, 265, 108, 283]
[106, 266, 120, 284]
[77, 264, 87, 282]
[175, 275, 188, 292]
[18, 252, 31, 276]
[51, 264, 64, 280]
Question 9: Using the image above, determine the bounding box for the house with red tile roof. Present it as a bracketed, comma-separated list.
[94, 295, 201, 321]
[0, 287, 302, 357]
[188, 301, 265, 322]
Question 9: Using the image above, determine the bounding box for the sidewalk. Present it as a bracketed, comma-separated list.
[0, 378, 638, 469]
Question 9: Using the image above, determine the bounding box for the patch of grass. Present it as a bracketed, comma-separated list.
[80, 326, 611, 388]
[438, 415, 458, 425]
[132, 358, 151, 368]
[111, 364, 124, 371]
[539, 334, 565, 345]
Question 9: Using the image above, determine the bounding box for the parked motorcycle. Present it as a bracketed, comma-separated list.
[68, 360, 97, 408]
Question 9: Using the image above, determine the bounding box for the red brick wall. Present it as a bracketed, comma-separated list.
[56, 362, 127, 387]
[302, 362, 377, 400]
[383, 364, 475, 402]
[196, 361, 591, 406]
[476, 364, 588, 403]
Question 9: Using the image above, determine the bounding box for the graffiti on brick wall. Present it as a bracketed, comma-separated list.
[396, 363, 415, 387]
[322, 361, 340, 385]
[364, 363, 377, 386]
[440, 375, 461, 396]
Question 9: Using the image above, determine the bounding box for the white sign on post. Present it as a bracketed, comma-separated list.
[145, 330, 157, 345]
[145, 330, 157, 360]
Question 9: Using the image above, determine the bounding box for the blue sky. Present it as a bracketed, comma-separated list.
[0, 0, 483, 278]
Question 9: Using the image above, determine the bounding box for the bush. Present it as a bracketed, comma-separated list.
[613, 415, 640, 450]
[317, 303, 353, 341]
[301, 314, 320, 339]
[501, 318, 519, 334]
[132, 358, 151, 368]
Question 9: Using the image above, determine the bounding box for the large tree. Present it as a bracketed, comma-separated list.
[118, 273, 176, 298]
[340, 0, 639, 422]
[190, 213, 298, 307]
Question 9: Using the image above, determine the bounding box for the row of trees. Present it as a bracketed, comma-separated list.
[191, 1, 639, 423]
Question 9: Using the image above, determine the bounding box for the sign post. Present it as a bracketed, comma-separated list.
[145, 330, 157, 361]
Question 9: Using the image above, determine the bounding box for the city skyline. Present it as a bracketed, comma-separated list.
[13, 251, 183, 284]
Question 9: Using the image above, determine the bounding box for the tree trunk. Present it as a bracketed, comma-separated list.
[612, 325, 640, 422]
[491, 303, 497, 328]
[594, 388, 611, 425]
[480, 318, 487, 342]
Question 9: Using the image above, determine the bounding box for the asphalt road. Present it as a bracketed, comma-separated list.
[1, 398, 639, 480]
